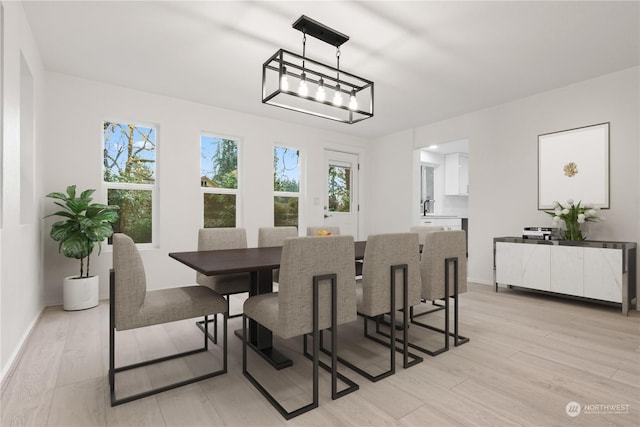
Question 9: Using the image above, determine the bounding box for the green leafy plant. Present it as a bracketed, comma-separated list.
[544, 199, 602, 240]
[45, 185, 119, 278]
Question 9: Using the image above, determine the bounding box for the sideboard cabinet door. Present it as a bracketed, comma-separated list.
[521, 244, 550, 291]
[495, 242, 522, 286]
[550, 246, 584, 296]
[584, 248, 622, 303]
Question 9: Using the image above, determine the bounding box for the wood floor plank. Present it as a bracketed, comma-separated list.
[46, 377, 106, 427]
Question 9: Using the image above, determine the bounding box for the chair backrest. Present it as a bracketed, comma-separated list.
[197, 228, 247, 286]
[360, 233, 422, 316]
[277, 235, 356, 339]
[112, 233, 147, 330]
[410, 225, 445, 246]
[306, 226, 341, 236]
[258, 226, 298, 247]
[419, 230, 467, 300]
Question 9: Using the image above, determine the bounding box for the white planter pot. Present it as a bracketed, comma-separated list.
[63, 275, 99, 311]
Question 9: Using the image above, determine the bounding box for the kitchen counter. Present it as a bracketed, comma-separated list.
[420, 215, 467, 219]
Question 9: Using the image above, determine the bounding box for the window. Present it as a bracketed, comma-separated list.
[201, 135, 239, 228]
[328, 163, 351, 213]
[103, 121, 156, 244]
[273, 146, 299, 227]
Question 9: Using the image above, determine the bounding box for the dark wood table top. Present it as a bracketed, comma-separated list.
[169, 241, 367, 276]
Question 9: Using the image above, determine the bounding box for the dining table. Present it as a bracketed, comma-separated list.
[169, 241, 367, 370]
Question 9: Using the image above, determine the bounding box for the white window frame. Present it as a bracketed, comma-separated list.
[273, 144, 301, 228]
[103, 120, 159, 249]
[200, 133, 242, 228]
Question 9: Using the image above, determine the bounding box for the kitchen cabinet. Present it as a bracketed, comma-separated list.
[444, 153, 469, 196]
[419, 216, 462, 230]
[493, 237, 636, 315]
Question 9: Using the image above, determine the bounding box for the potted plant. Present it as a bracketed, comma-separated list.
[544, 199, 603, 240]
[45, 185, 119, 310]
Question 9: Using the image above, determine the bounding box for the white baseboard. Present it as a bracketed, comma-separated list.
[468, 277, 493, 286]
[0, 306, 45, 392]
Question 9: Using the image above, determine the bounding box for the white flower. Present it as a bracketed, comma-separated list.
[555, 209, 562, 216]
[566, 198, 574, 205]
[562, 208, 570, 215]
[552, 201, 560, 208]
[587, 209, 597, 216]
[577, 214, 585, 223]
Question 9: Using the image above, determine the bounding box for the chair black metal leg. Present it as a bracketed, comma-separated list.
[407, 257, 469, 355]
[243, 312, 319, 419]
[243, 274, 358, 420]
[110, 312, 227, 407]
[320, 264, 423, 382]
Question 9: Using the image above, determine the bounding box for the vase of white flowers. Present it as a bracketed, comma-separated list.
[544, 199, 602, 241]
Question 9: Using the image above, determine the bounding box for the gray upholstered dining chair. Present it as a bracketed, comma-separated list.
[257, 226, 298, 283]
[306, 225, 340, 236]
[197, 228, 251, 300]
[196, 228, 252, 340]
[411, 229, 469, 355]
[242, 235, 359, 420]
[109, 233, 228, 406]
[335, 233, 424, 382]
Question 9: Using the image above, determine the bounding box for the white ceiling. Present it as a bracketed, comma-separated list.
[22, 1, 639, 139]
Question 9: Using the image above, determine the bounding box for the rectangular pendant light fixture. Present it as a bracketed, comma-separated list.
[262, 15, 374, 124]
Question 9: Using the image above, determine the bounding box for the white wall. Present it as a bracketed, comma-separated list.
[42, 72, 371, 305]
[1, 1, 46, 379]
[371, 67, 640, 302]
[370, 128, 416, 233]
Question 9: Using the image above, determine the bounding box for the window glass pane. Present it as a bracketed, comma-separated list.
[204, 193, 236, 228]
[108, 189, 152, 243]
[274, 147, 299, 192]
[104, 122, 156, 184]
[328, 165, 351, 212]
[274, 196, 298, 227]
[201, 136, 238, 189]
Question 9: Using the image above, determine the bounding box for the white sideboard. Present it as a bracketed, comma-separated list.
[493, 237, 637, 315]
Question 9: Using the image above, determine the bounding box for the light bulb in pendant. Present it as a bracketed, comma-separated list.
[333, 85, 343, 106]
[348, 89, 358, 111]
[298, 73, 308, 97]
[280, 66, 289, 91]
[316, 78, 326, 102]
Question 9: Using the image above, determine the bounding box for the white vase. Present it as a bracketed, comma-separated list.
[63, 275, 99, 311]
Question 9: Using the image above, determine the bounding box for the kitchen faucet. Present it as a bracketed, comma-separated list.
[423, 199, 434, 215]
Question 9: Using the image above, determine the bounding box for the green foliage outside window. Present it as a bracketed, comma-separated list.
[274, 196, 298, 227]
[103, 122, 155, 242]
[108, 189, 152, 243]
[201, 137, 238, 189]
[204, 193, 236, 228]
[201, 136, 239, 227]
[273, 147, 299, 192]
[274, 147, 299, 227]
[328, 165, 351, 212]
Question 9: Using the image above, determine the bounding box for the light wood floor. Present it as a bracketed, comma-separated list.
[2, 283, 639, 427]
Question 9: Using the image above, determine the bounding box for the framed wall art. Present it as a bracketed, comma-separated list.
[538, 122, 610, 209]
